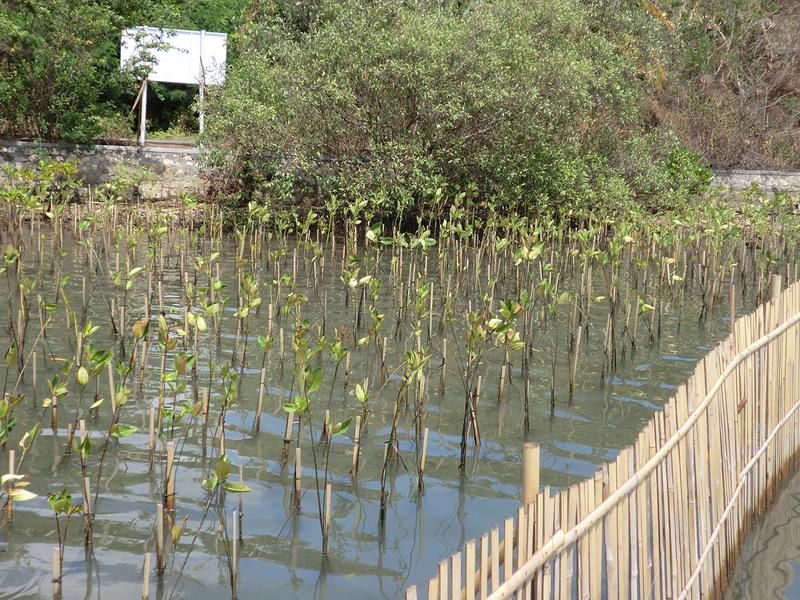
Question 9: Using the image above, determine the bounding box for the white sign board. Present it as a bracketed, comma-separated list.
[121, 27, 227, 86]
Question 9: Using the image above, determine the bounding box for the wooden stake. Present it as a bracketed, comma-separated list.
[254, 367, 266, 432]
[142, 552, 151, 600]
[165, 441, 175, 511]
[522, 442, 540, 505]
[6, 449, 14, 521]
[419, 427, 429, 491]
[52, 546, 62, 599]
[148, 405, 155, 469]
[231, 510, 239, 592]
[156, 503, 164, 573]
[322, 483, 332, 554]
[351, 415, 362, 477]
[293, 447, 302, 508]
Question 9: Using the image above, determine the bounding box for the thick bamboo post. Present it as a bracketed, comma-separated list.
[522, 442, 540, 505]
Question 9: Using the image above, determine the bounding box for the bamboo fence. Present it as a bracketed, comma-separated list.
[406, 275, 800, 600]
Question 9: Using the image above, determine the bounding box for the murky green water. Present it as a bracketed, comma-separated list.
[0, 219, 774, 599]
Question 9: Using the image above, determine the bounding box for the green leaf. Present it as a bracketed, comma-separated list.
[331, 417, 352, 436]
[110, 424, 137, 438]
[214, 455, 231, 481]
[355, 383, 367, 403]
[222, 481, 251, 493]
[305, 368, 323, 395]
[171, 523, 183, 545]
[79, 435, 91, 459]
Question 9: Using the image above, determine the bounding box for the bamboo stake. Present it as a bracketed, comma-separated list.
[323, 483, 332, 555]
[165, 441, 175, 511]
[293, 447, 302, 509]
[52, 546, 61, 599]
[254, 367, 266, 432]
[156, 503, 164, 573]
[232, 510, 239, 593]
[351, 415, 362, 477]
[148, 405, 155, 469]
[522, 442, 539, 505]
[142, 552, 151, 600]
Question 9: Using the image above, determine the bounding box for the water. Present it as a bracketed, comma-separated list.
[726, 467, 800, 599]
[0, 220, 768, 599]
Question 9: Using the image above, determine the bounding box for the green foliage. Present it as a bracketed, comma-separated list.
[0, 0, 248, 141]
[205, 0, 712, 221]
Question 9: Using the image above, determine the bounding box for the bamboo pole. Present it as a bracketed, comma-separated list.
[142, 552, 151, 600]
[165, 441, 175, 511]
[232, 509, 239, 592]
[52, 546, 61, 599]
[156, 503, 164, 573]
[294, 447, 302, 508]
[522, 442, 539, 505]
[6, 449, 14, 521]
[351, 415, 362, 477]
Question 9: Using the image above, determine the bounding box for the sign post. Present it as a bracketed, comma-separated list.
[139, 79, 148, 146]
[121, 27, 227, 145]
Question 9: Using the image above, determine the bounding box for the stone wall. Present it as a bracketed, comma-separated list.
[712, 169, 800, 193]
[3, 140, 800, 199]
[0, 139, 203, 199]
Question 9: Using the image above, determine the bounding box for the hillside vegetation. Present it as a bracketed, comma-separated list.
[1, 0, 798, 219]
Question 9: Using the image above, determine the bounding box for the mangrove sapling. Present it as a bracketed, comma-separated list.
[87, 317, 148, 528]
[320, 416, 351, 555]
[47, 488, 82, 584]
[166, 454, 251, 598]
[233, 273, 261, 369]
[1, 466, 37, 524]
[380, 350, 427, 516]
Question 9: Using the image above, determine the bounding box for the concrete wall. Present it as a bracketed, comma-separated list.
[712, 169, 800, 193]
[0, 139, 203, 199]
[3, 140, 800, 199]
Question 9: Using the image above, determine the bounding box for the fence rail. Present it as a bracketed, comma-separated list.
[407, 275, 800, 600]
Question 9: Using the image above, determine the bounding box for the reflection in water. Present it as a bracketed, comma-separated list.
[727, 471, 800, 599]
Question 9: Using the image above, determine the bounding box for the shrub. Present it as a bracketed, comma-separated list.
[205, 0, 709, 223]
